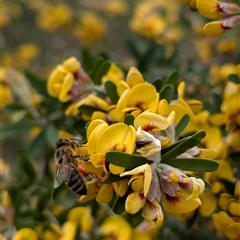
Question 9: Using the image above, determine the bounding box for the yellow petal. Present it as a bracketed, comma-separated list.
[199, 192, 218, 217]
[67, 207, 93, 233]
[96, 183, 114, 203]
[212, 211, 234, 233]
[96, 123, 136, 153]
[79, 180, 98, 203]
[13, 228, 38, 240]
[162, 192, 201, 214]
[142, 199, 164, 225]
[203, 21, 227, 38]
[134, 111, 171, 132]
[125, 191, 145, 214]
[63, 57, 81, 72]
[224, 222, 240, 239]
[196, 0, 222, 19]
[109, 164, 125, 175]
[218, 193, 233, 211]
[59, 73, 74, 102]
[228, 200, 240, 217]
[100, 215, 132, 240]
[234, 180, 240, 198]
[157, 99, 170, 116]
[113, 179, 129, 197]
[126, 67, 145, 87]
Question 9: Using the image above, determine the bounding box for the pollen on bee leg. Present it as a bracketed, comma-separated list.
[77, 165, 88, 175]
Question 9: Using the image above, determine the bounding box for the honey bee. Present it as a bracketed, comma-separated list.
[53, 138, 89, 196]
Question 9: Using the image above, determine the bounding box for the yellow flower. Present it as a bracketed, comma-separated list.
[13, 228, 38, 240]
[100, 215, 132, 240]
[15, 43, 40, 68]
[196, 0, 240, 37]
[203, 16, 240, 37]
[102, 63, 124, 86]
[43, 222, 77, 240]
[36, 3, 72, 32]
[134, 111, 175, 134]
[75, 11, 108, 44]
[160, 166, 204, 214]
[196, 0, 240, 19]
[199, 160, 233, 217]
[48, 57, 92, 103]
[120, 164, 152, 197]
[142, 198, 164, 225]
[88, 122, 136, 170]
[212, 211, 240, 239]
[65, 94, 109, 118]
[111, 83, 159, 122]
[67, 207, 93, 233]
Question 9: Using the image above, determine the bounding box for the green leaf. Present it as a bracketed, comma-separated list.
[126, 210, 143, 228]
[0, 121, 32, 139]
[125, 39, 141, 60]
[91, 58, 111, 85]
[152, 78, 162, 92]
[79, 105, 107, 116]
[19, 154, 36, 182]
[228, 74, 240, 84]
[159, 84, 174, 103]
[112, 195, 127, 214]
[81, 47, 94, 72]
[105, 151, 148, 169]
[104, 81, 119, 104]
[161, 131, 206, 160]
[102, 173, 130, 184]
[45, 124, 59, 146]
[124, 114, 134, 126]
[164, 70, 180, 88]
[138, 42, 157, 71]
[28, 129, 46, 158]
[24, 70, 48, 96]
[175, 114, 190, 137]
[161, 158, 219, 172]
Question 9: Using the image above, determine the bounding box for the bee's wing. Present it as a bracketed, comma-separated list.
[53, 167, 63, 188]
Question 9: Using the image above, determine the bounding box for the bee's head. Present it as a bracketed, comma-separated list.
[56, 138, 72, 148]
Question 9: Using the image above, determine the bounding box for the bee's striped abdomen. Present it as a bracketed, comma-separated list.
[66, 168, 87, 195]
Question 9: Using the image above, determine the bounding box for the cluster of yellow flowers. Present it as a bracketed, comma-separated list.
[179, 0, 240, 37]
[47, 57, 214, 225]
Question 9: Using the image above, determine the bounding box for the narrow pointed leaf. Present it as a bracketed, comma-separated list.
[113, 195, 127, 214]
[161, 158, 219, 172]
[164, 70, 180, 88]
[1, 122, 32, 139]
[159, 84, 174, 103]
[124, 114, 134, 126]
[175, 114, 190, 137]
[105, 151, 148, 169]
[24, 70, 48, 96]
[104, 81, 119, 104]
[125, 39, 141, 60]
[81, 47, 94, 72]
[228, 74, 240, 84]
[152, 78, 162, 92]
[45, 124, 59, 146]
[92, 59, 111, 85]
[161, 131, 206, 160]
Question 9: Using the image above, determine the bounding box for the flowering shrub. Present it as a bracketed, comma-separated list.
[1, 0, 239, 240]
